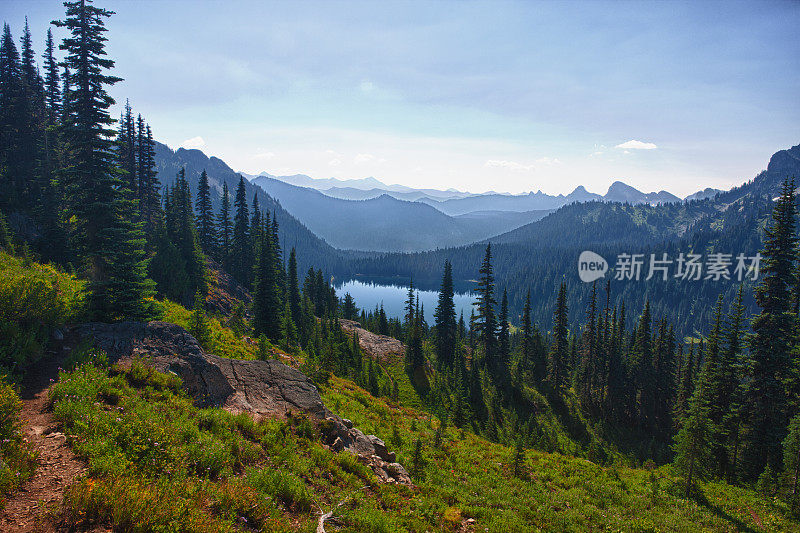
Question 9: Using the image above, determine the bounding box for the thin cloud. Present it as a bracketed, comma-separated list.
[354, 153, 375, 164]
[615, 140, 657, 150]
[254, 151, 275, 159]
[353, 153, 387, 164]
[180, 136, 206, 149]
[485, 159, 535, 172]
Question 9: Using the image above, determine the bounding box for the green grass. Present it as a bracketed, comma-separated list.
[0, 377, 37, 508]
[155, 299, 259, 360]
[50, 361, 401, 532]
[44, 329, 800, 531]
[320, 374, 800, 532]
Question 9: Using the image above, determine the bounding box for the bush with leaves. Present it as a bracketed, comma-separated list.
[0, 251, 85, 378]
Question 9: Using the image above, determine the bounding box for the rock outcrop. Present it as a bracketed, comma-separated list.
[73, 321, 411, 485]
[339, 319, 405, 362]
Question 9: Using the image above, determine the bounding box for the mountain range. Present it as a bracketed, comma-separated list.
[250, 176, 551, 252]
[244, 169, 699, 214]
[156, 139, 800, 335]
[346, 143, 800, 335]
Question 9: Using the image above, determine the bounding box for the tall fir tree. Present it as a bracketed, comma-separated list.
[0, 24, 25, 208]
[548, 282, 569, 392]
[743, 178, 798, 478]
[217, 181, 232, 267]
[136, 118, 160, 236]
[195, 169, 216, 255]
[231, 175, 251, 285]
[117, 99, 135, 192]
[287, 247, 302, 332]
[673, 367, 715, 497]
[54, 0, 153, 320]
[252, 214, 283, 342]
[434, 260, 457, 368]
[475, 243, 498, 365]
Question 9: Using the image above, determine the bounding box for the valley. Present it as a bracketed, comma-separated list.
[0, 1, 798, 532]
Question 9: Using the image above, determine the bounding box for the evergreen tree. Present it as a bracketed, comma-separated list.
[195, 170, 216, 255]
[743, 178, 798, 477]
[632, 301, 655, 429]
[136, 118, 160, 236]
[405, 277, 415, 330]
[475, 244, 498, 365]
[54, 0, 153, 320]
[783, 414, 800, 514]
[231, 175, 251, 285]
[405, 315, 424, 371]
[287, 247, 303, 328]
[117, 99, 135, 191]
[252, 214, 283, 343]
[673, 367, 715, 497]
[513, 438, 525, 478]
[217, 181, 232, 267]
[187, 290, 212, 350]
[434, 260, 457, 368]
[498, 289, 510, 364]
[342, 292, 358, 321]
[16, 19, 42, 211]
[548, 282, 569, 392]
[42, 28, 60, 120]
[716, 286, 747, 480]
[0, 24, 25, 208]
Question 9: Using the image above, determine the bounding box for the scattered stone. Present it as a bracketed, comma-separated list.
[367, 435, 390, 461]
[342, 418, 353, 429]
[384, 462, 412, 485]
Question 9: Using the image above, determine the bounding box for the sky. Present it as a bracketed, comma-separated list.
[5, 0, 800, 197]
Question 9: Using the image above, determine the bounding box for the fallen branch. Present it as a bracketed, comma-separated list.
[316, 486, 367, 533]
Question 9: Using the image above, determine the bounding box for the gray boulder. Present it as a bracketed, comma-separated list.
[73, 320, 411, 485]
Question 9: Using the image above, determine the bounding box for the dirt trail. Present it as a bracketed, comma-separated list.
[0, 345, 88, 532]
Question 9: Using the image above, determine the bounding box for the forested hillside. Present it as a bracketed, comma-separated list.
[153, 142, 348, 275]
[0, 1, 798, 531]
[345, 146, 798, 336]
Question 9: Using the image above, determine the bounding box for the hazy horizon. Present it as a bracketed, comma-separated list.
[5, 0, 799, 197]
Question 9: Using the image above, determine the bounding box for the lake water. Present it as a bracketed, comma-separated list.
[334, 278, 476, 323]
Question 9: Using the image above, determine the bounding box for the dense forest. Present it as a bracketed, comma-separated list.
[0, 0, 798, 530]
[344, 172, 790, 337]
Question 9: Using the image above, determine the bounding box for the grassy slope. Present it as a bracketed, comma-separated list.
[52, 301, 795, 532]
[322, 375, 797, 532]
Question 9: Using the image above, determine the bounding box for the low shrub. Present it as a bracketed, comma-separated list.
[0, 251, 85, 378]
[0, 377, 37, 506]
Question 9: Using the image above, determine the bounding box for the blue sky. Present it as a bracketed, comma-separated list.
[5, 0, 799, 196]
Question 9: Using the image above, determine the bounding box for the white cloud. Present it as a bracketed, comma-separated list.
[353, 153, 387, 164]
[359, 80, 375, 93]
[254, 151, 275, 159]
[535, 157, 561, 165]
[328, 158, 342, 167]
[180, 136, 206, 149]
[485, 159, 535, 172]
[615, 140, 657, 150]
